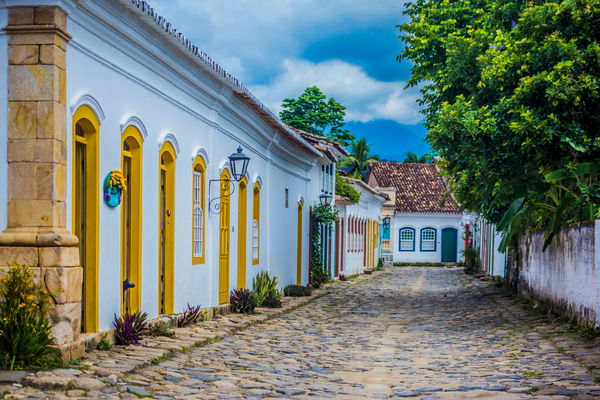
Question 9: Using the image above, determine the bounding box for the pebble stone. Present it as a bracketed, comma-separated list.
[4, 267, 600, 399]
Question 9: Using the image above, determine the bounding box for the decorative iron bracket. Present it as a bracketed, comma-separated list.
[208, 178, 236, 214]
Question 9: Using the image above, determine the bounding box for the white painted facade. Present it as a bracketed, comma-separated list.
[472, 218, 507, 277]
[391, 213, 468, 263]
[0, 0, 338, 332]
[334, 180, 386, 276]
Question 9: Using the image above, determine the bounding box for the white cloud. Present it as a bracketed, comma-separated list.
[250, 59, 424, 125]
[148, 0, 409, 82]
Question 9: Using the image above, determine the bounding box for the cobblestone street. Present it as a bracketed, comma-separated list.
[112, 268, 598, 399]
[5, 267, 599, 399]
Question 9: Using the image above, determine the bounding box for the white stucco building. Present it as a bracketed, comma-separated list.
[367, 162, 468, 264]
[334, 179, 387, 276]
[0, 0, 345, 341]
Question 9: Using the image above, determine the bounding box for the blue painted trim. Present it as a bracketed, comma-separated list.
[398, 227, 416, 252]
[419, 227, 437, 252]
[382, 223, 391, 240]
[441, 227, 458, 262]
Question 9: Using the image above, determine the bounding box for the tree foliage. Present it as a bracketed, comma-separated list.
[398, 0, 600, 248]
[338, 138, 380, 181]
[280, 86, 355, 146]
[336, 172, 361, 203]
[403, 151, 433, 163]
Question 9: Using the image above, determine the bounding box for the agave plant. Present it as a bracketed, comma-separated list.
[230, 288, 258, 314]
[113, 310, 148, 346]
[177, 303, 204, 328]
[252, 271, 279, 306]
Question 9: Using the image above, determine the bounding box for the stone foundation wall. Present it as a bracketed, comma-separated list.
[1, 5, 84, 361]
[508, 220, 600, 326]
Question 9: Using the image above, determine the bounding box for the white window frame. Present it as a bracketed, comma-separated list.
[400, 228, 415, 251]
[421, 228, 436, 251]
[252, 219, 259, 260]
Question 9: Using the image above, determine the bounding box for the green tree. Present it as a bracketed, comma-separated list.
[335, 172, 361, 203]
[398, 0, 600, 247]
[403, 151, 433, 163]
[280, 86, 355, 146]
[338, 138, 380, 181]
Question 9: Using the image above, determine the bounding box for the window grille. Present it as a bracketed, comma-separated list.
[400, 229, 414, 251]
[75, 123, 84, 137]
[123, 141, 130, 151]
[193, 171, 203, 257]
[252, 219, 259, 259]
[421, 229, 435, 251]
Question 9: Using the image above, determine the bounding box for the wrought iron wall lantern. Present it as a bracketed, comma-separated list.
[319, 193, 333, 207]
[208, 146, 251, 214]
[383, 215, 391, 229]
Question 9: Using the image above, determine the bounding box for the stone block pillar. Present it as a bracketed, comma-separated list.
[0, 6, 84, 359]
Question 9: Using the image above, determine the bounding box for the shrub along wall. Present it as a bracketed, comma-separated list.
[508, 220, 600, 326]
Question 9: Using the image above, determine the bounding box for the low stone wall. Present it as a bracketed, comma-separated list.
[511, 220, 599, 325]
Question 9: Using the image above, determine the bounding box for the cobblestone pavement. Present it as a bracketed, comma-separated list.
[4, 267, 600, 399]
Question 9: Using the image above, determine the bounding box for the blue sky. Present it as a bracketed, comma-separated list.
[149, 0, 430, 161]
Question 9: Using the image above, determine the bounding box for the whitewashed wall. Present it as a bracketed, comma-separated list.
[392, 213, 465, 263]
[514, 220, 600, 326]
[0, 0, 323, 331]
[335, 186, 385, 276]
[475, 219, 507, 277]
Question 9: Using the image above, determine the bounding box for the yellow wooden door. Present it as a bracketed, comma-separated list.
[237, 179, 247, 289]
[158, 142, 176, 315]
[219, 170, 231, 304]
[72, 106, 99, 333]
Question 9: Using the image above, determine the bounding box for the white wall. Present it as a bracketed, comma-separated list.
[335, 185, 385, 276]
[515, 220, 600, 326]
[42, 0, 323, 330]
[393, 213, 465, 263]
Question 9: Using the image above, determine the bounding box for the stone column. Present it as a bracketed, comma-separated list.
[0, 6, 84, 360]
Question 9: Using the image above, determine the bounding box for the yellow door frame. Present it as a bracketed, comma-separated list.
[121, 126, 143, 314]
[158, 142, 176, 315]
[219, 169, 231, 304]
[237, 177, 247, 289]
[297, 201, 303, 285]
[72, 105, 99, 333]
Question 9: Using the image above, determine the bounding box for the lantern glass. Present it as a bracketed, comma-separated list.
[319, 193, 332, 207]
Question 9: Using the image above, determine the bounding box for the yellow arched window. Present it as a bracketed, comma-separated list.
[72, 105, 99, 333]
[121, 126, 143, 314]
[192, 156, 206, 265]
[252, 181, 260, 265]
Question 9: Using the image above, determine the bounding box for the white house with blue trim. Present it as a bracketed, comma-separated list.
[367, 162, 469, 264]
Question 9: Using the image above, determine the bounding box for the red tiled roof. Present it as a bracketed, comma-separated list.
[367, 162, 460, 214]
[290, 127, 349, 157]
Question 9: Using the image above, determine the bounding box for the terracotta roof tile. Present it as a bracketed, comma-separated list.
[368, 162, 460, 214]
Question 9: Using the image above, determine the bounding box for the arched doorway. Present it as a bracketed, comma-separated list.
[219, 169, 231, 304]
[72, 105, 99, 333]
[158, 142, 176, 314]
